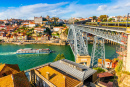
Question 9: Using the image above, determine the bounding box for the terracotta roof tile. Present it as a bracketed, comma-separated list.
[0, 64, 20, 78]
[0, 72, 31, 87]
[38, 65, 81, 87]
[97, 72, 114, 78]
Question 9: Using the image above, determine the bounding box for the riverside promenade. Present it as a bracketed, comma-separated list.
[2, 39, 67, 45]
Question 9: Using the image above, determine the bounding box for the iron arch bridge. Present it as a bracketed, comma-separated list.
[67, 24, 128, 68]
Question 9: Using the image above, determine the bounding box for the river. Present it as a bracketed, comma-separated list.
[0, 44, 118, 71]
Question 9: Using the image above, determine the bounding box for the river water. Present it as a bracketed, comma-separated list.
[0, 44, 118, 71]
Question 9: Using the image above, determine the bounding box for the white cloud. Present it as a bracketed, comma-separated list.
[0, 0, 130, 20]
[125, 3, 130, 7]
[97, 5, 107, 11]
[0, 2, 69, 19]
[113, 6, 121, 9]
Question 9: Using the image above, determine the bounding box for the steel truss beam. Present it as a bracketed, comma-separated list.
[67, 25, 89, 60]
[76, 25, 127, 45]
[91, 36, 105, 68]
[67, 25, 127, 67]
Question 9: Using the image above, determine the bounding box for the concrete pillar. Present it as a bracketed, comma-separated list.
[126, 34, 130, 72]
[76, 54, 91, 67]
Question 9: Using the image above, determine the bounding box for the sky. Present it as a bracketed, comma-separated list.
[0, 0, 130, 20]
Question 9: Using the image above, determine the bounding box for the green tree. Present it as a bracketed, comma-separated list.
[115, 60, 123, 73]
[93, 67, 105, 73]
[63, 24, 66, 28]
[92, 16, 97, 22]
[44, 28, 51, 35]
[103, 18, 107, 22]
[65, 28, 68, 35]
[108, 18, 113, 22]
[53, 54, 65, 62]
[52, 17, 59, 22]
[74, 19, 79, 23]
[99, 15, 108, 22]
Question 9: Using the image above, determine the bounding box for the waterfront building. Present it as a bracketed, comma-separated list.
[34, 16, 43, 24]
[30, 59, 97, 87]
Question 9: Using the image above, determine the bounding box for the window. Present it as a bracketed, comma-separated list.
[37, 76, 39, 81]
[2, 73, 7, 76]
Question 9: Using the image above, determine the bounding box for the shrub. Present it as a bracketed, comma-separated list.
[93, 67, 105, 73]
[53, 53, 65, 62]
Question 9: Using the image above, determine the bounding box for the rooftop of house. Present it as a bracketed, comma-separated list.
[0, 64, 20, 77]
[53, 27, 64, 28]
[37, 65, 81, 87]
[98, 59, 112, 64]
[0, 64, 20, 72]
[97, 72, 114, 78]
[0, 71, 31, 87]
[29, 22, 35, 24]
[50, 59, 97, 81]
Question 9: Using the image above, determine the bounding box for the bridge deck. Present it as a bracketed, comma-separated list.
[78, 25, 127, 33]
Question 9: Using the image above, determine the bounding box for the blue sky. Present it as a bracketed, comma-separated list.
[0, 0, 130, 19]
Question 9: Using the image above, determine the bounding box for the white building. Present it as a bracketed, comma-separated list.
[53, 27, 64, 32]
[29, 22, 36, 28]
[34, 16, 43, 24]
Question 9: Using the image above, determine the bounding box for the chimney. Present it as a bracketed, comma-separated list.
[63, 76, 66, 87]
[46, 72, 50, 80]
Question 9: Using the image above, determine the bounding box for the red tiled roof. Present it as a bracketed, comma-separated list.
[54, 27, 64, 28]
[97, 72, 114, 78]
[29, 22, 35, 24]
[80, 18, 85, 21]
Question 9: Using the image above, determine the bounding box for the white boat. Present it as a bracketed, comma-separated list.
[16, 48, 51, 54]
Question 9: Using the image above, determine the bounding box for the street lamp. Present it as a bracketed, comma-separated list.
[126, 13, 130, 29]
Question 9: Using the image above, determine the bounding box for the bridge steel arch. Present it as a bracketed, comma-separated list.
[67, 24, 129, 69]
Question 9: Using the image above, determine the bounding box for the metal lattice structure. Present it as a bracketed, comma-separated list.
[67, 24, 128, 67]
[67, 25, 89, 60]
[91, 36, 105, 68]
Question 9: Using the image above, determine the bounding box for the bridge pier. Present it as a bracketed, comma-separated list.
[76, 54, 91, 67]
[91, 36, 105, 68]
[126, 33, 130, 72]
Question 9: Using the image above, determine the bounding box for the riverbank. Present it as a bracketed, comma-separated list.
[1, 40, 67, 45]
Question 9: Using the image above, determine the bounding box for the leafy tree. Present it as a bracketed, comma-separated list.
[92, 16, 97, 22]
[65, 28, 68, 35]
[56, 32, 59, 35]
[74, 19, 79, 23]
[93, 67, 105, 73]
[99, 15, 108, 22]
[103, 18, 107, 22]
[108, 18, 113, 22]
[53, 53, 65, 62]
[63, 24, 66, 28]
[115, 60, 123, 73]
[44, 28, 51, 35]
[52, 17, 59, 22]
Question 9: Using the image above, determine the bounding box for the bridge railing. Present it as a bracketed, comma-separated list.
[75, 24, 126, 31]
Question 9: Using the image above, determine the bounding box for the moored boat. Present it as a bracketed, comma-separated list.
[16, 48, 51, 54]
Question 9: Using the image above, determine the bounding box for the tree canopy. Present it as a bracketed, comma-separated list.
[93, 67, 105, 73]
[44, 27, 51, 35]
[99, 15, 108, 22]
[53, 53, 65, 62]
[92, 16, 97, 20]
